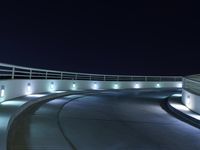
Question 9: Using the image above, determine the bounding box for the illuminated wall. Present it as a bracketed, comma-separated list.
[182, 89, 200, 114]
[0, 79, 182, 102]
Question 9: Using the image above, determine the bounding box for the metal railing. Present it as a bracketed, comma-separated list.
[0, 63, 182, 81]
[183, 76, 200, 95]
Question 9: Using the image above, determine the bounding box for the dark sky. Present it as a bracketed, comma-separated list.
[0, 1, 199, 76]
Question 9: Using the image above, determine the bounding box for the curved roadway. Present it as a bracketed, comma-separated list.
[10, 89, 200, 150]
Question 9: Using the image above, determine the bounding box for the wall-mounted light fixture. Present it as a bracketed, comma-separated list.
[0, 85, 5, 97]
[177, 83, 182, 88]
[50, 82, 54, 90]
[156, 83, 160, 88]
[134, 83, 140, 89]
[185, 95, 191, 108]
[26, 83, 32, 95]
[72, 82, 76, 90]
[93, 82, 98, 90]
[114, 83, 119, 89]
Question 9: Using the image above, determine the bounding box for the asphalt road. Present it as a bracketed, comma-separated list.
[10, 89, 200, 150]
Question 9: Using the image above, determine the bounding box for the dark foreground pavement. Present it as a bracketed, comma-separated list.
[9, 89, 200, 150]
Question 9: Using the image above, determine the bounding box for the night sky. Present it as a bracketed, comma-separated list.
[0, 1, 199, 76]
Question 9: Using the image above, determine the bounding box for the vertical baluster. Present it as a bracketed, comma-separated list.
[61, 72, 63, 80]
[29, 69, 32, 79]
[11, 67, 15, 79]
[45, 71, 48, 79]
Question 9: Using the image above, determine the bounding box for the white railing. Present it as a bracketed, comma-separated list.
[0, 63, 182, 81]
[183, 76, 200, 94]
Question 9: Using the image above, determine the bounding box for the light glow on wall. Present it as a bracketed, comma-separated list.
[50, 82, 55, 90]
[190, 114, 200, 120]
[156, 83, 160, 88]
[72, 82, 76, 90]
[171, 103, 190, 112]
[26, 83, 32, 95]
[172, 93, 182, 97]
[26, 94, 46, 98]
[93, 82, 98, 90]
[134, 83, 140, 89]
[113, 83, 119, 89]
[177, 83, 182, 88]
[170, 99, 200, 121]
[185, 95, 192, 108]
[0, 86, 5, 97]
[54, 91, 66, 93]
[73, 82, 76, 88]
[1, 100, 26, 106]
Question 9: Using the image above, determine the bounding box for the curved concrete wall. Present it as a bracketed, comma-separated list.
[182, 77, 200, 115]
[182, 89, 200, 115]
[0, 79, 182, 102]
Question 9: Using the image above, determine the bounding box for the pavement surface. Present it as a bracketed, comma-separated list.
[8, 89, 200, 150]
[0, 91, 69, 150]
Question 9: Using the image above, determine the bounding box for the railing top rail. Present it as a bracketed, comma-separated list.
[0, 62, 183, 80]
[0, 63, 60, 73]
[184, 76, 200, 83]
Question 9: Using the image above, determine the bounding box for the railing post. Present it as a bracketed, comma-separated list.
[104, 75, 106, 81]
[90, 75, 92, 81]
[75, 74, 77, 80]
[29, 69, 32, 79]
[11, 67, 15, 79]
[45, 72, 48, 79]
[61, 72, 63, 80]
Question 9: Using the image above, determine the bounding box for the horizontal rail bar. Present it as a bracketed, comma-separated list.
[183, 76, 200, 95]
[0, 62, 183, 81]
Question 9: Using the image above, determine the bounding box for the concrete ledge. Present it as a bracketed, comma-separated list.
[0, 79, 182, 102]
[182, 89, 200, 114]
[163, 95, 200, 129]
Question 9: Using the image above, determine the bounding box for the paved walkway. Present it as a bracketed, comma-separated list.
[4, 89, 200, 150]
[0, 91, 68, 150]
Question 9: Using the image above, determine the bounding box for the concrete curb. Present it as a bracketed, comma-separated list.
[3, 92, 69, 150]
[5, 90, 102, 150]
[164, 97, 200, 129]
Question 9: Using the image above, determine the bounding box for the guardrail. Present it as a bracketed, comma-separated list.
[183, 76, 200, 95]
[0, 63, 182, 81]
[182, 75, 200, 115]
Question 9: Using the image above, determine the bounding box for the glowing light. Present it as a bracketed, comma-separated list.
[185, 95, 191, 108]
[50, 82, 54, 90]
[0, 86, 5, 97]
[177, 83, 182, 88]
[156, 83, 160, 88]
[134, 83, 140, 89]
[190, 114, 200, 120]
[114, 83, 119, 89]
[54, 91, 65, 93]
[172, 94, 182, 97]
[72, 82, 76, 90]
[26, 83, 32, 95]
[170, 97, 200, 121]
[93, 82, 98, 90]
[1, 100, 26, 106]
[73, 82, 76, 88]
[26, 94, 46, 98]
[170, 103, 190, 112]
